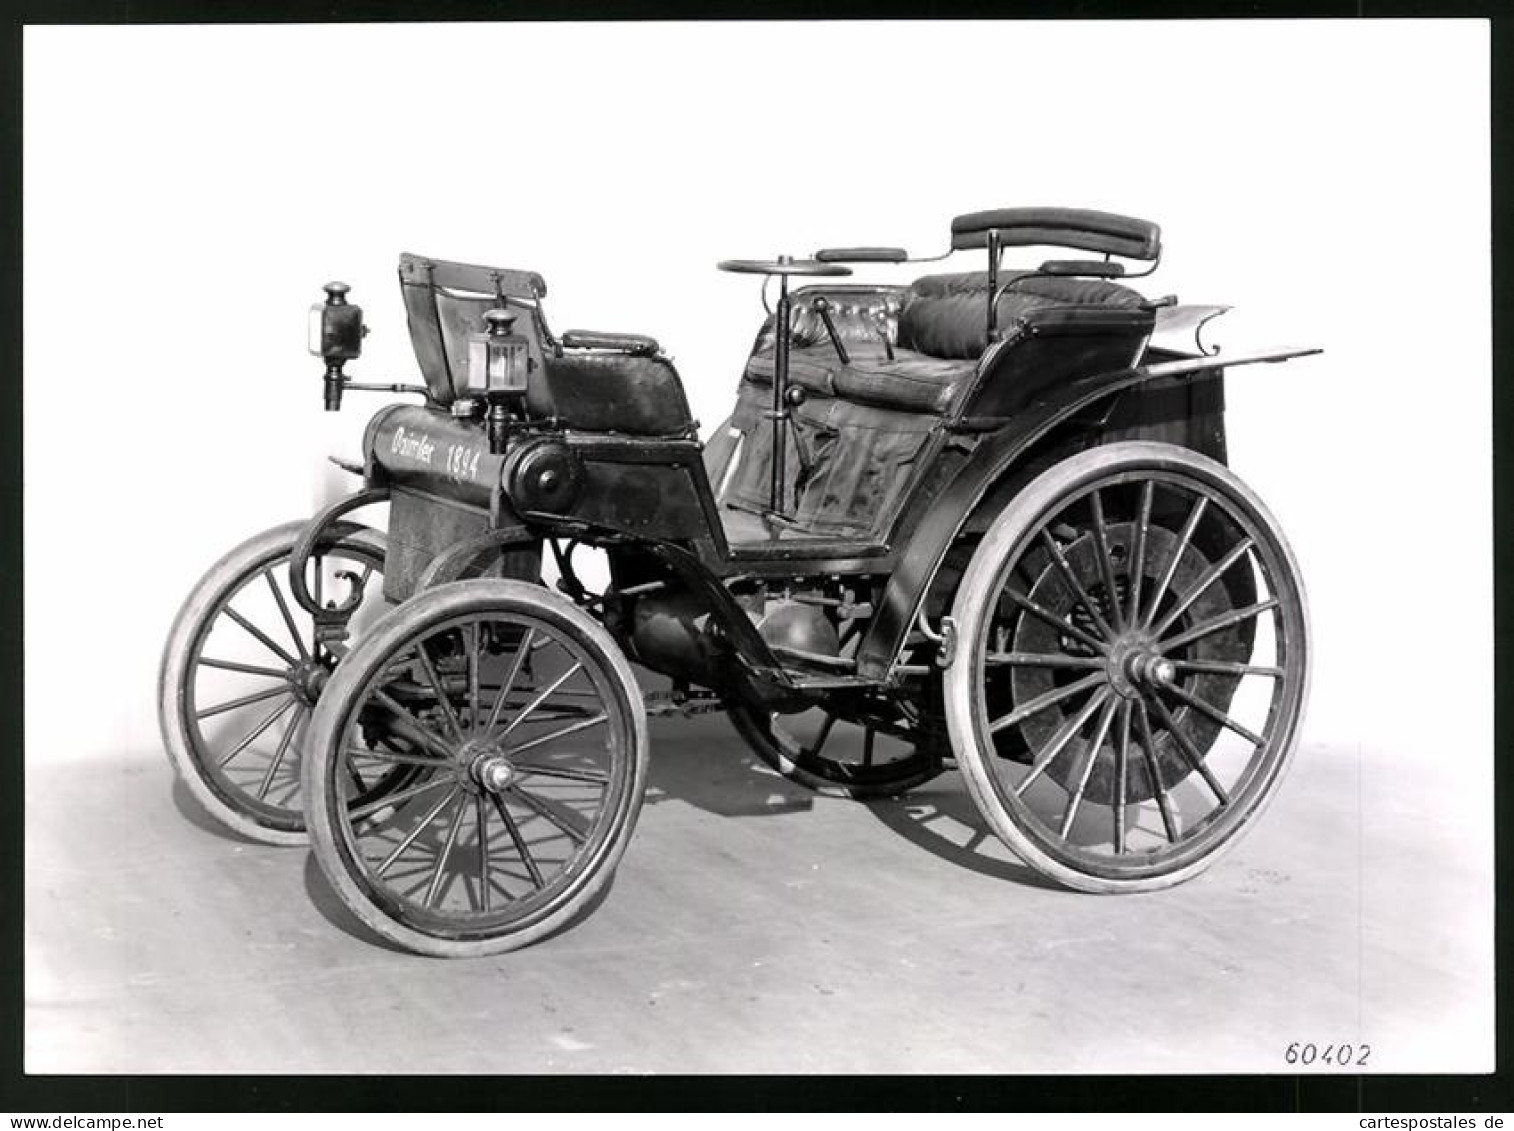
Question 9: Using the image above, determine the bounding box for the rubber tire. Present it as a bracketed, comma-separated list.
[302, 579, 649, 958]
[944, 441, 1310, 893]
[158, 520, 387, 846]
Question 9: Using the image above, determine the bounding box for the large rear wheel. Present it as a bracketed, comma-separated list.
[945, 442, 1309, 892]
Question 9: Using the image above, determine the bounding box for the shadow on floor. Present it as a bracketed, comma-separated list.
[640, 710, 1056, 892]
[864, 784, 1064, 891]
[170, 776, 269, 847]
[642, 713, 816, 820]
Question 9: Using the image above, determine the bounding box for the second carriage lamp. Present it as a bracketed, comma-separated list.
[308, 282, 365, 411]
[467, 308, 530, 454]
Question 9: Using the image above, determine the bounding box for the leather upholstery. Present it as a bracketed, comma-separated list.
[949, 207, 1161, 261]
[531, 352, 695, 436]
[899, 271, 1141, 360]
[746, 345, 974, 415]
[561, 329, 661, 356]
[833, 351, 976, 414]
[751, 286, 906, 355]
[740, 270, 1146, 416]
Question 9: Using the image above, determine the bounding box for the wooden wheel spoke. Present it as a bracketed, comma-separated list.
[1002, 588, 1107, 654]
[475, 794, 492, 912]
[505, 713, 608, 758]
[1135, 701, 1179, 842]
[196, 682, 290, 720]
[1059, 694, 1119, 837]
[346, 746, 447, 768]
[493, 793, 545, 889]
[256, 704, 305, 800]
[1126, 479, 1154, 624]
[1147, 694, 1230, 805]
[415, 638, 465, 743]
[1141, 494, 1208, 628]
[985, 651, 1105, 670]
[1014, 687, 1110, 796]
[1170, 659, 1283, 679]
[222, 607, 299, 668]
[373, 689, 457, 760]
[348, 776, 452, 822]
[1156, 680, 1265, 748]
[216, 695, 296, 768]
[466, 624, 482, 733]
[1113, 700, 1132, 854]
[512, 762, 610, 787]
[806, 714, 838, 759]
[1087, 488, 1125, 633]
[862, 727, 876, 768]
[990, 671, 1107, 734]
[1151, 537, 1255, 638]
[495, 663, 584, 743]
[482, 628, 535, 735]
[423, 795, 468, 908]
[375, 787, 458, 876]
[265, 570, 310, 662]
[1160, 598, 1280, 651]
[197, 656, 288, 680]
[1038, 528, 1114, 642]
[506, 785, 589, 845]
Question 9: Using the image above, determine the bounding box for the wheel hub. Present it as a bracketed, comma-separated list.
[1104, 633, 1172, 701]
[455, 741, 515, 795]
[287, 659, 331, 706]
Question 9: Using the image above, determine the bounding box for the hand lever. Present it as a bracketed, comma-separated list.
[810, 297, 850, 365]
[783, 386, 817, 508]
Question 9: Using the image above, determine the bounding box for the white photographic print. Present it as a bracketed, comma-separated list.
[22, 19, 1492, 1075]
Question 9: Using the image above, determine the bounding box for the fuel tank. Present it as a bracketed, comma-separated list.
[629, 592, 840, 684]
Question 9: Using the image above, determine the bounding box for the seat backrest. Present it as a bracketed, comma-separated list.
[950, 207, 1162, 261]
[898, 270, 1143, 360]
[397, 253, 552, 406]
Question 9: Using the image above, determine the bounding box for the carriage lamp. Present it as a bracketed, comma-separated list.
[308, 282, 366, 411]
[466, 308, 530, 397]
[467, 308, 531, 455]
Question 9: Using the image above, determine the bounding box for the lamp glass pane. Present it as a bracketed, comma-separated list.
[488, 340, 528, 394]
[466, 333, 491, 393]
[308, 305, 326, 356]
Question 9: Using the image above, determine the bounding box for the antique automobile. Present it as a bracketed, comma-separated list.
[159, 207, 1318, 957]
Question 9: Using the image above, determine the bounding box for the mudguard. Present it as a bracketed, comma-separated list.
[855, 345, 1321, 680]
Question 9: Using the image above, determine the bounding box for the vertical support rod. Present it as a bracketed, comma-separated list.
[770, 270, 791, 515]
[986, 228, 1001, 343]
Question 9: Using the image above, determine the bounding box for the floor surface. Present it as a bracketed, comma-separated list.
[25, 711, 1493, 1074]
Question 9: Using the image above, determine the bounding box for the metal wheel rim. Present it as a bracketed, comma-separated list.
[968, 462, 1307, 880]
[180, 539, 390, 830]
[325, 605, 639, 941]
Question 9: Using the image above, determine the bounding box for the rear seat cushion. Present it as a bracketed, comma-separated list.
[746, 345, 974, 415]
[899, 270, 1142, 360]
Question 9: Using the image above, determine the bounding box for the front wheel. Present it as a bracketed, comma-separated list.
[158, 520, 392, 845]
[303, 579, 649, 957]
[945, 442, 1309, 892]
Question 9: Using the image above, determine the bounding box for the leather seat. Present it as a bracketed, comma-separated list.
[741, 269, 1145, 416]
[744, 346, 975, 415]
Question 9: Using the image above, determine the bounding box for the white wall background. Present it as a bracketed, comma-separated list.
[24, 21, 1489, 773]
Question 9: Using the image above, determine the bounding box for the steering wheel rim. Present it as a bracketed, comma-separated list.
[717, 258, 853, 277]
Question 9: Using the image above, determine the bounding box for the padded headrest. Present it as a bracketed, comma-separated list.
[950, 207, 1161, 261]
[899, 271, 1142, 360]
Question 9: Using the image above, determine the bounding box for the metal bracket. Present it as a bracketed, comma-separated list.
[912, 608, 958, 669]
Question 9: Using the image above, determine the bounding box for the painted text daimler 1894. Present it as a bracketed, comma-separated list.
[160, 208, 1319, 957]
